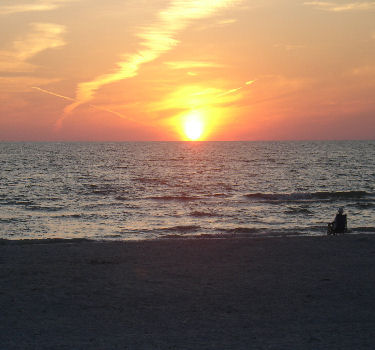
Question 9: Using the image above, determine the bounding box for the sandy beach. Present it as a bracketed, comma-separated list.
[1, 234, 375, 349]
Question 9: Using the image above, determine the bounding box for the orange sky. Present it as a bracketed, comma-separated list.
[0, 0, 374, 141]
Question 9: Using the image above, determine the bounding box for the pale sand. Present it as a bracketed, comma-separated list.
[1, 235, 375, 349]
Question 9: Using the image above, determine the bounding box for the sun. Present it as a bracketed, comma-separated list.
[183, 112, 204, 141]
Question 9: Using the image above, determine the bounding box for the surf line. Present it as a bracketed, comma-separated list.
[31, 86, 142, 125]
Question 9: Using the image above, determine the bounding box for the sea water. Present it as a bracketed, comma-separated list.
[0, 141, 374, 240]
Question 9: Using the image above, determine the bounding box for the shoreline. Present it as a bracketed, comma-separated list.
[1, 234, 375, 349]
[0, 230, 371, 245]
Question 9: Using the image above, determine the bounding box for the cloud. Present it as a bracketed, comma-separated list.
[65, 0, 242, 114]
[0, 23, 66, 74]
[349, 65, 375, 77]
[149, 85, 229, 113]
[31, 86, 145, 129]
[304, 1, 375, 11]
[273, 43, 306, 51]
[13, 23, 66, 61]
[165, 61, 225, 69]
[150, 79, 255, 115]
[217, 80, 255, 97]
[32, 86, 75, 102]
[0, 57, 35, 74]
[0, 0, 79, 15]
[195, 17, 238, 31]
[217, 87, 243, 97]
[217, 18, 237, 25]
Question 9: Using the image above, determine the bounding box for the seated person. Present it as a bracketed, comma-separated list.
[328, 207, 347, 234]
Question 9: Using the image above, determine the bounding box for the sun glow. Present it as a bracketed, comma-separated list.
[183, 112, 204, 141]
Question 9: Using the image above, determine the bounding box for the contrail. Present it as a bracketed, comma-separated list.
[216, 80, 256, 98]
[32, 86, 76, 102]
[32, 86, 142, 126]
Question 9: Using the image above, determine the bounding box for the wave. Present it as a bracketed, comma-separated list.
[353, 202, 375, 209]
[351, 227, 375, 233]
[0, 218, 29, 224]
[161, 225, 201, 233]
[284, 207, 313, 215]
[83, 184, 122, 196]
[25, 205, 64, 212]
[160, 227, 297, 240]
[148, 195, 201, 201]
[54, 214, 82, 219]
[104, 234, 123, 238]
[115, 195, 132, 201]
[134, 177, 168, 185]
[189, 211, 218, 217]
[0, 200, 34, 206]
[91, 189, 116, 195]
[218, 227, 264, 235]
[245, 191, 372, 202]
[0, 238, 92, 245]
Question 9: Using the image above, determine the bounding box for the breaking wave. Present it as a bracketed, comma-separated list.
[148, 195, 202, 201]
[245, 191, 372, 202]
[161, 225, 201, 233]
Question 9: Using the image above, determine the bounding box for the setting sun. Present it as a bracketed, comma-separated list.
[183, 113, 204, 141]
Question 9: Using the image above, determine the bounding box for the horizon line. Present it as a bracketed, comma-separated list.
[0, 139, 373, 143]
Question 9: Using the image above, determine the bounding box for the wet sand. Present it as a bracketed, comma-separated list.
[1, 235, 375, 349]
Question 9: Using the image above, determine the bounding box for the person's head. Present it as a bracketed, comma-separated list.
[338, 207, 344, 214]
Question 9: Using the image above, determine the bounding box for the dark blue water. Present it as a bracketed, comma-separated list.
[0, 141, 374, 240]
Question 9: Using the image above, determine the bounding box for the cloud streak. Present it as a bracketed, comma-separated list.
[0, 0, 79, 15]
[165, 61, 225, 69]
[304, 1, 375, 12]
[150, 80, 255, 115]
[65, 0, 241, 114]
[216, 80, 255, 97]
[0, 22, 66, 73]
[32, 86, 143, 129]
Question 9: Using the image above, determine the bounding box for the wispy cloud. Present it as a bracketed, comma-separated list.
[0, 23, 66, 74]
[150, 80, 255, 115]
[349, 65, 375, 77]
[65, 0, 241, 114]
[165, 61, 225, 70]
[0, 0, 78, 15]
[13, 23, 66, 61]
[217, 87, 243, 97]
[304, 1, 375, 11]
[273, 43, 306, 51]
[217, 18, 237, 25]
[217, 80, 255, 97]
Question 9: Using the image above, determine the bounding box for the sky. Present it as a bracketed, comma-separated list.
[0, 0, 374, 141]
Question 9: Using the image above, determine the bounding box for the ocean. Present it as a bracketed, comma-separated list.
[0, 141, 374, 241]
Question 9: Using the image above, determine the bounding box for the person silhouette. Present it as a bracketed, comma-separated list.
[328, 207, 347, 235]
